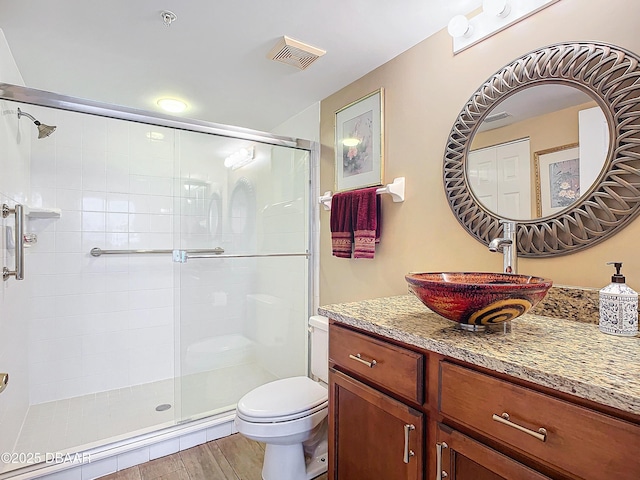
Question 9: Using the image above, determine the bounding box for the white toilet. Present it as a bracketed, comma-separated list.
[235, 315, 329, 480]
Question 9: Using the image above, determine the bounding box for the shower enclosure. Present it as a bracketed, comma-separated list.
[0, 84, 313, 477]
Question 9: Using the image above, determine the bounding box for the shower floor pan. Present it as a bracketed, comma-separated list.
[4, 362, 276, 475]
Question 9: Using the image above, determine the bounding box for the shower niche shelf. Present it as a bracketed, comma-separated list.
[25, 207, 61, 218]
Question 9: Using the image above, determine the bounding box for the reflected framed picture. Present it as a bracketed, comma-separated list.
[335, 88, 384, 192]
[534, 143, 580, 218]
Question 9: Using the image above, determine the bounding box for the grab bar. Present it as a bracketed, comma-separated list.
[90, 247, 225, 257]
[90, 247, 309, 262]
[3, 203, 24, 281]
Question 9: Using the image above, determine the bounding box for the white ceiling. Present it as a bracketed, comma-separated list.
[0, 0, 482, 132]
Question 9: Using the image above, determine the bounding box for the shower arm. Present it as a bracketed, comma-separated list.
[17, 108, 38, 123]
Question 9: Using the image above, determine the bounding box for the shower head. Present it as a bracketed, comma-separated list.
[17, 108, 56, 139]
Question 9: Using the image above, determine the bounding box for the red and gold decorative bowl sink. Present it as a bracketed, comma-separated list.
[405, 272, 552, 329]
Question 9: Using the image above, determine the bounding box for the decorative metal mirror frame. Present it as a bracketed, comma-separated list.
[444, 41, 640, 257]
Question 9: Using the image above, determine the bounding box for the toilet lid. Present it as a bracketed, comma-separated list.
[237, 376, 327, 422]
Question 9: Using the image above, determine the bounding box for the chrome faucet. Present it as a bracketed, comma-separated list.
[488, 220, 517, 274]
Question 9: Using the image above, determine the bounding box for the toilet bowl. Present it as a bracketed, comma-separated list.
[234, 315, 329, 480]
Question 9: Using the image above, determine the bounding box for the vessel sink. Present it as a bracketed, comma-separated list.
[405, 272, 552, 329]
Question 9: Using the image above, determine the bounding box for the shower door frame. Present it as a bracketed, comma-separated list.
[0, 82, 317, 478]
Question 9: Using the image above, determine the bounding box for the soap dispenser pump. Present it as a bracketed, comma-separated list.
[599, 262, 638, 336]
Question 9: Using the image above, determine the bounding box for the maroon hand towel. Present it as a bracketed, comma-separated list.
[352, 187, 380, 259]
[330, 192, 353, 258]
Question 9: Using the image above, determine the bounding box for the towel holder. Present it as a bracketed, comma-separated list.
[318, 177, 405, 211]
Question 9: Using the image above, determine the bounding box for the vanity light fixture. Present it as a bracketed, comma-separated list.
[342, 138, 361, 147]
[146, 131, 165, 141]
[483, 0, 511, 18]
[224, 147, 255, 170]
[157, 97, 187, 113]
[447, 15, 473, 39]
[448, 0, 561, 54]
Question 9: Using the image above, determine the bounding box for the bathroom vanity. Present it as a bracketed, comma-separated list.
[319, 295, 640, 480]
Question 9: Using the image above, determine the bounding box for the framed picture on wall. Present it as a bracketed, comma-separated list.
[534, 143, 580, 218]
[334, 88, 384, 192]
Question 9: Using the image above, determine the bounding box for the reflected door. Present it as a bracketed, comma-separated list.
[468, 139, 531, 219]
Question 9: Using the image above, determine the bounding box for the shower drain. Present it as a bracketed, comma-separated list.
[156, 403, 172, 412]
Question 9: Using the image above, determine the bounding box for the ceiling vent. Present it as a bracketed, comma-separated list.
[485, 111, 512, 123]
[267, 36, 326, 70]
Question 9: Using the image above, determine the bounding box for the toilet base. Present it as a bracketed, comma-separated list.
[261, 441, 328, 480]
[262, 443, 304, 480]
[305, 439, 328, 479]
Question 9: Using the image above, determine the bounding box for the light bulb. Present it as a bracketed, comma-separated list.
[342, 138, 360, 147]
[483, 0, 511, 18]
[447, 15, 473, 38]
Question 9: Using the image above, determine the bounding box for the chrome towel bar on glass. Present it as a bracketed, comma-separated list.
[90, 247, 310, 262]
[90, 247, 225, 257]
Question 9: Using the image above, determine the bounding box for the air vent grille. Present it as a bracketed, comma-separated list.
[485, 111, 511, 123]
[267, 36, 326, 70]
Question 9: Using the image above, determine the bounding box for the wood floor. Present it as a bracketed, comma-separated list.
[100, 433, 329, 480]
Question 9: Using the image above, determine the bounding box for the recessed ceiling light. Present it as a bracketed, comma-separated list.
[157, 98, 187, 113]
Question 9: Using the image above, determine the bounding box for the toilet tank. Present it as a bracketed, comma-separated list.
[309, 315, 329, 383]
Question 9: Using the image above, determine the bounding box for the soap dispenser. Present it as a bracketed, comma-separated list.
[599, 262, 638, 336]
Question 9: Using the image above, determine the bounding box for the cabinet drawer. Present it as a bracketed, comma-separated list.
[329, 323, 424, 404]
[439, 362, 640, 480]
[436, 423, 551, 480]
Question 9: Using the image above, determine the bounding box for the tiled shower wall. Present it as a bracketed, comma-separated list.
[26, 109, 179, 404]
[23, 106, 310, 405]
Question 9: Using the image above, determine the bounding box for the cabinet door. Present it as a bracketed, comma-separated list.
[435, 423, 551, 480]
[329, 369, 423, 480]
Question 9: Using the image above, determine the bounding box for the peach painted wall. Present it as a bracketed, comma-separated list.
[319, 0, 640, 305]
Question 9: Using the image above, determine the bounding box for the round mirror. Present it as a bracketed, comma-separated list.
[467, 84, 609, 220]
[444, 42, 640, 257]
[229, 177, 254, 236]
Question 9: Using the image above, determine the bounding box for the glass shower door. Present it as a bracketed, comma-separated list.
[175, 132, 310, 423]
[0, 99, 33, 470]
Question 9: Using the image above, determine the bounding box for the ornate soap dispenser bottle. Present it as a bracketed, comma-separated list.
[599, 262, 638, 336]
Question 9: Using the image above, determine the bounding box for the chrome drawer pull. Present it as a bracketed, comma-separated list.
[492, 412, 547, 442]
[348, 353, 377, 368]
[435, 442, 448, 479]
[403, 424, 415, 464]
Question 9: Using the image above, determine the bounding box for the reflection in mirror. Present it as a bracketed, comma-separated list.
[229, 177, 254, 236]
[207, 192, 222, 235]
[467, 84, 609, 220]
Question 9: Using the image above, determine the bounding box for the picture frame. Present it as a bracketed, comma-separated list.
[334, 88, 384, 192]
[534, 143, 580, 218]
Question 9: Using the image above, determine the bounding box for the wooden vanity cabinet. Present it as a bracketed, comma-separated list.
[328, 322, 425, 480]
[328, 321, 640, 480]
[329, 369, 424, 480]
[438, 361, 640, 480]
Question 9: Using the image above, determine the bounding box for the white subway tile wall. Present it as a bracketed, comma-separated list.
[25, 108, 178, 404]
[24, 106, 310, 406]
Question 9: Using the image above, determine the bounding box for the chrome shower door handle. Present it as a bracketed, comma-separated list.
[0, 373, 8, 394]
[3, 204, 24, 281]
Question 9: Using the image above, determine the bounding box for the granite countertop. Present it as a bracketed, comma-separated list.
[318, 294, 640, 416]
